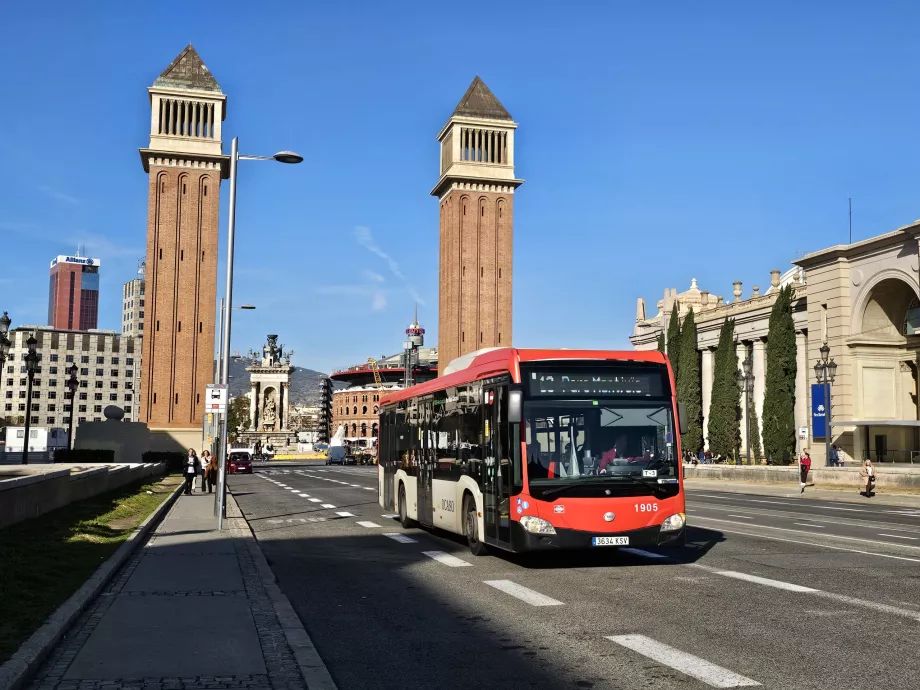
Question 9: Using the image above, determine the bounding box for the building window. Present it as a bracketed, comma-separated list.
[18, 403, 25, 411]
[18, 391, 25, 399]
[126, 371, 133, 378]
[78, 417, 86, 422]
[95, 381, 103, 389]
[124, 394, 133, 401]
[66, 355, 74, 363]
[4, 379, 11, 387]
[112, 357, 120, 365]
[80, 381, 88, 388]
[109, 393, 118, 401]
[96, 356, 104, 364]
[30, 416, 39, 425]
[353, 406, 357, 415]
[19, 378, 25, 386]
[110, 382, 118, 389]
[126, 358, 134, 365]
[50, 366, 58, 374]
[94, 393, 103, 401]
[126, 382, 133, 390]
[49, 354, 59, 362]
[31, 403, 39, 412]
[79, 392, 88, 400]
[93, 405, 102, 413]
[64, 405, 71, 412]
[78, 405, 87, 412]
[95, 368, 104, 376]
[3, 403, 10, 411]
[110, 370, 118, 377]
[125, 405, 132, 413]
[80, 368, 88, 376]
[362, 406, 367, 415]
[48, 404, 56, 412]
[80, 356, 89, 364]
[48, 391, 57, 399]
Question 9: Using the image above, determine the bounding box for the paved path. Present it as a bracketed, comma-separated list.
[232, 462, 920, 690]
[26, 484, 309, 690]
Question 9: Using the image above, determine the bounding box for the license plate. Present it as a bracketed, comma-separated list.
[592, 536, 630, 546]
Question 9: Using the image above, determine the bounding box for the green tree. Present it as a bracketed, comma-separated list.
[707, 318, 740, 459]
[226, 396, 251, 439]
[762, 285, 797, 464]
[746, 402, 764, 462]
[657, 332, 665, 353]
[677, 309, 702, 452]
[666, 304, 682, 382]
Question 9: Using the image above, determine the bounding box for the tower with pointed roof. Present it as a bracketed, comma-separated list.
[432, 77, 523, 374]
[138, 45, 228, 445]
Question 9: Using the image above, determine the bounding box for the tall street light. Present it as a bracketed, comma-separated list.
[0, 310, 11, 380]
[737, 355, 754, 465]
[217, 302, 256, 385]
[814, 343, 838, 467]
[65, 363, 79, 452]
[22, 333, 39, 464]
[217, 138, 302, 529]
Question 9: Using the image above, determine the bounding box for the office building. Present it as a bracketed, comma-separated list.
[122, 277, 145, 335]
[48, 254, 101, 331]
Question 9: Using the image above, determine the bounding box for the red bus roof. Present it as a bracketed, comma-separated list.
[378, 347, 670, 408]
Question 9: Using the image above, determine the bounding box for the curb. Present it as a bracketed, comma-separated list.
[0, 477, 184, 690]
[683, 479, 920, 507]
[225, 492, 338, 690]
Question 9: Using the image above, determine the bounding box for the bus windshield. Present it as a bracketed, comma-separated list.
[523, 400, 678, 486]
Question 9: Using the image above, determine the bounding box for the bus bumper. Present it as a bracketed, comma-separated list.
[511, 522, 684, 551]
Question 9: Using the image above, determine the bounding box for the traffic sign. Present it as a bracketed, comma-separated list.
[206, 384, 228, 414]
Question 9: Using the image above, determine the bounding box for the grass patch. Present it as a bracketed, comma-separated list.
[0, 474, 180, 664]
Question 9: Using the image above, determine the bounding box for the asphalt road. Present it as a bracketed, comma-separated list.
[230, 463, 920, 690]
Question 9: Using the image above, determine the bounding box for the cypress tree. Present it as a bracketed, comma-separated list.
[666, 304, 682, 382]
[677, 309, 702, 452]
[762, 285, 797, 464]
[747, 402, 764, 462]
[657, 332, 665, 353]
[707, 318, 740, 459]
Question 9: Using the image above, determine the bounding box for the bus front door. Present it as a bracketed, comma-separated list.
[483, 385, 511, 548]
[417, 399, 434, 527]
[382, 411, 395, 511]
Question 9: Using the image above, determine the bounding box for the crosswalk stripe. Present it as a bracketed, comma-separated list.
[422, 551, 472, 567]
[484, 580, 563, 607]
[336, 511, 356, 517]
[321, 504, 337, 509]
[383, 533, 417, 544]
[606, 634, 761, 687]
[357, 521, 381, 528]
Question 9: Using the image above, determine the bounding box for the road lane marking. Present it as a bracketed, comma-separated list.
[382, 514, 399, 519]
[710, 570, 817, 593]
[621, 548, 669, 559]
[336, 511, 356, 517]
[297, 493, 310, 497]
[350, 484, 361, 487]
[484, 580, 564, 606]
[879, 533, 919, 540]
[794, 523, 824, 528]
[606, 634, 760, 688]
[321, 504, 337, 509]
[357, 521, 382, 528]
[383, 533, 417, 543]
[422, 551, 472, 567]
[690, 495, 872, 513]
[727, 514, 753, 520]
[309, 498, 321, 503]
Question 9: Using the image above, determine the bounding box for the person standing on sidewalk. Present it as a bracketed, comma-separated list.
[204, 451, 219, 493]
[799, 448, 812, 493]
[183, 449, 200, 496]
[860, 459, 877, 497]
[829, 445, 840, 467]
[199, 450, 211, 492]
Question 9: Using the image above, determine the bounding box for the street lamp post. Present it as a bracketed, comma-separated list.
[737, 355, 755, 465]
[0, 313, 11, 444]
[216, 138, 301, 530]
[814, 343, 838, 467]
[22, 333, 39, 464]
[65, 363, 79, 451]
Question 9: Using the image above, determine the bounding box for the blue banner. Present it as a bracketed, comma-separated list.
[811, 383, 826, 438]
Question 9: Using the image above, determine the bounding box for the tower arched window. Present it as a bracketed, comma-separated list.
[353, 406, 357, 415]
[362, 405, 368, 415]
[351, 423, 357, 436]
[361, 423, 367, 437]
[372, 422, 379, 438]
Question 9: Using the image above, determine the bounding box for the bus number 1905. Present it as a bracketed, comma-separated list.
[634, 503, 658, 513]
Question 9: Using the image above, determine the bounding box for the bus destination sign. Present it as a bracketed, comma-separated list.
[526, 370, 661, 397]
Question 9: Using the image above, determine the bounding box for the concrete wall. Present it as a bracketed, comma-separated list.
[684, 463, 920, 492]
[0, 462, 165, 529]
[74, 421, 152, 464]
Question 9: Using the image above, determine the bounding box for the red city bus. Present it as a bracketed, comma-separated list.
[377, 347, 687, 555]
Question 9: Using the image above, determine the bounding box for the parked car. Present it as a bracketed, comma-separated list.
[227, 452, 253, 474]
[326, 447, 346, 466]
[344, 454, 357, 466]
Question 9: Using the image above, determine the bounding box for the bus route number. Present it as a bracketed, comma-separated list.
[634, 503, 658, 513]
[441, 499, 455, 513]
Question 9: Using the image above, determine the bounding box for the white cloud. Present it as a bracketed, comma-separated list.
[363, 270, 386, 284]
[371, 292, 387, 311]
[38, 186, 80, 205]
[353, 226, 425, 305]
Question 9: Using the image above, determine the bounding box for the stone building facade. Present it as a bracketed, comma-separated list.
[138, 44, 227, 450]
[122, 277, 145, 336]
[632, 219, 920, 466]
[433, 77, 522, 374]
[0, 326, 141, 432]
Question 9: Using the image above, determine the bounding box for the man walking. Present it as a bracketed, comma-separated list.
[829, 444, 840, 467]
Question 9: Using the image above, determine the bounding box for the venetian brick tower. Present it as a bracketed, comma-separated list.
[432, 77, 523, 374]
[138, 45, 228, 447]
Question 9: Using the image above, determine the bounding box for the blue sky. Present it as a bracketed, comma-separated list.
[2, 2, 920, 374]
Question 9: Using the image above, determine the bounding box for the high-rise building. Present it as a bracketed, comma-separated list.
[432, 77, 522, 374]
[48, 254, 101, 331]
[122, 261, 146, 335]
[138, 44, 227, 448]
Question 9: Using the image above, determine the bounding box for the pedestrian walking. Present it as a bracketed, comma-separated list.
[204, 451, 218, 494]
[829, 444, 840, 467]
[183, 448, 200, 496]
[860, 459, 877, 497]
[199, 450, 211, 492]
[799, 448, 812, 493]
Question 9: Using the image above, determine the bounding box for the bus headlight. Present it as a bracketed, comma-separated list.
[520, 516, 557, 535]
[660, 513, 685, 532]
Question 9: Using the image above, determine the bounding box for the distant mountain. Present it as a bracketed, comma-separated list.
[226, 357, 330, 405]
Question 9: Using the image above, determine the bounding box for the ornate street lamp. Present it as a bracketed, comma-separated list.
[814, 343, 837, 467]
[737, 355, 755, 465]
[0, 312, 11, 375]
[22, 333, 40, 464]
[65, 362, 79, 452]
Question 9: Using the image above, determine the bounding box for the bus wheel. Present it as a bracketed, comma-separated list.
[398, 485, 413, 529]
[464, 495, 489, 556]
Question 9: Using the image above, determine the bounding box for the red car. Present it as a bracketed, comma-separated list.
[227, 452, 253, 474]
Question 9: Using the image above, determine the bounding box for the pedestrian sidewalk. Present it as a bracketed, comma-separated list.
[26, 486, 328, 690]
[684, 477, 920, 508]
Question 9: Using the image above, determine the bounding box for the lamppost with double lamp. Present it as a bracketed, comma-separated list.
[737, 355, 754, 465]
[22, 333, 40, 464]
[217, 139, 302, 530]
[65, 363, 79, 451]
[0, 313, 11, 443]
[814, 343, 838, 467]
[216, 302, 256, 385]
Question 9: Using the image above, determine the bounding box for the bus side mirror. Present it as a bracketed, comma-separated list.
[677, 402, 688, 435]
[508, 389, 523, 424]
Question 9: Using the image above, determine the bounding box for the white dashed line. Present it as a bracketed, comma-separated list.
[710, 570, 817, 593]
[879, 533, 919, 540]
[606, 634, 761, 687]
[309, 498, 321, 503]
[297, 493, 309, 497]
[357, 521, 382, 528]
[321, 504, 337, 509]
[728, 514, 754, 520]
[422, 551, 472, 567]
[484, 580, 563, 606]
[620, 548, 669, 559]
[382, 514, 399, 519]
[794, 523, 824, 528]
[363, 487, 376, 491]
[336, 511, 356, 517]
[383, 533, 417, 543]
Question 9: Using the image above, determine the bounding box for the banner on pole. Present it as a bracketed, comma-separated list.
[811, 383, 826, 439]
